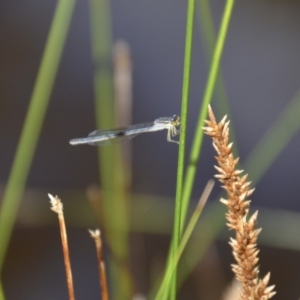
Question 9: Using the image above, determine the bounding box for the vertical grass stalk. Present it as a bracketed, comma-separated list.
[168, 0, 195, 298]
[49, 194, 75, 300]
[180, 0, 236, 231]
[197, 0, 230, 118]
[155, 181, 214, 300]
[89, 0, 132, 298]
[0, 285, 3, 300]
[196, 0, 239, 156]
[89, 229, 109, 300]
[0, 1, 75, 297]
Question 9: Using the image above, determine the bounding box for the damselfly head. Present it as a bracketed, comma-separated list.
[171, 115, 180, 126]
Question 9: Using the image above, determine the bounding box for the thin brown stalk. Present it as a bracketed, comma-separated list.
[113, 40, 132, 128]
[49, 194, 75, 300]
[113, 39, 133, 187]
[203, 106, 276, 300]
[222, 279, 241, 300]
[89, 229, 109, 300]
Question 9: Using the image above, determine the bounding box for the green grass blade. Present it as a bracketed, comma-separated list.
[89, 0, 133, 298]
[177, 202, 224, 290]
[244, 89, 300, 184]
[197, 0, 230, 117]
[0, 0, 75, 278]
[180, 0, 236, 231]
[0, 282, 4, 300]
[155, 181, 214, 300]
[196, 0, 239, 156]
[167, 0, 196, 298]
[88, 0, 115, 198]
[163, 1, 235, 298]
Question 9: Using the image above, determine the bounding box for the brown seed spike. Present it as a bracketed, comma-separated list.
[223, 120, 230, 134]
[202, 105, 275, 299]
[220, 198, 229, 206]
[207, 104, 216, 123]
[202, 126, 214, 133]
[219, 115, 228, 127]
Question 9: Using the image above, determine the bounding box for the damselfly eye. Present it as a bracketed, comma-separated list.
[172, 115, 180, 125]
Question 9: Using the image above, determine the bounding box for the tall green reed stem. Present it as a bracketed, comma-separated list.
[168, 0, 195, 298]
[0, 283, 4, 300]
[89, 0, 132, 298]
[197, 0, 230, 117]
[155, 181, 213, 300]
[196, 0, 238, 156]
[157, 1, 235, 298]
[180, 0, 235, 230]
[176, 0, 235, 291]
[0, 1, 75, 298]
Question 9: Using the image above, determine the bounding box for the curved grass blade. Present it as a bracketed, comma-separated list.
[89, 0, 133, 298]
[155, 180, 214, 300]
[167, 0, 196, 298]
[0, 0, 75, 287]
[180, 0, 236, 235]
[196, 0, 239, 156]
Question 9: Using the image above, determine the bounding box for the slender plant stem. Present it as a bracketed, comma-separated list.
[88, 0, 114, 228]
[49, 194, 75, 300]
[89, 229, 109, 300]
[180, 0, 235, 231]
[0, 283, 4, 300]
[0, 1, 75, 296]
[161, 1, 235, 297]
[89, 0, 132, 298]
[167, 0, 195, 298]
[196, 0, 239, 157]
[155, 181, 214, 300]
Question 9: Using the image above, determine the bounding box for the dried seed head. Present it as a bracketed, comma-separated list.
[48, 194, 63, 214]
[203, 106, 275, 299]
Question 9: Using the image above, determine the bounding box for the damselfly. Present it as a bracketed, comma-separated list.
[69, 115, 180, 146]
